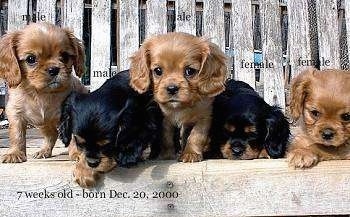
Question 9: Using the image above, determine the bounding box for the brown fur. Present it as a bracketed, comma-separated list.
[68, 138, 117, 188]
[129, 32, 227, 162]
[287, 68, 350, 168]
[0, 23, 87, 163]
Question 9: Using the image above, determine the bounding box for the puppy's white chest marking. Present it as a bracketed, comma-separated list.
[8, 89, 67, 127]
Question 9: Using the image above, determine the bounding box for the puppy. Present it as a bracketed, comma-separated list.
[0, 22, 86, 163]
[287, 68, 350, 168]
[129, 32, 227, 162]
[59, 70, 162, 188]
[205, 80, 290, 160]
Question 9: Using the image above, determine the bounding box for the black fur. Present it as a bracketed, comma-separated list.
[59, 70, 162, 167]
[205, 79, 290, 159]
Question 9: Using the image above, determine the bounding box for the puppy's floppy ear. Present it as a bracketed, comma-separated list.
[59, 92, 76, 147]
[129, 41, 151, 94]
[263, 106, 290, 158]
[198, 40, 228, 97]
[65, 29, 86, 77]
[290, 67, 315, 121]
[0, 32, 22, 87]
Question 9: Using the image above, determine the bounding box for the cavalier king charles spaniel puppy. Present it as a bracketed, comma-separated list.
[205, 79, 290, 160]
[287, 68, 350, 168]
[0, 22, 87, 163]
[59, 70, 162, 188]
[129, 32, 227, 163]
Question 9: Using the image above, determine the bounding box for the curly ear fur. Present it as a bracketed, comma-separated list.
[289, 67, 316, 121]
[59, 93, 76, 147]
[198, 41, 228, 97]
[264, 106, 290, 158]
[65, 29, 86, 77]
[0, 31, 22, 87]
[129, 43, 151, 94]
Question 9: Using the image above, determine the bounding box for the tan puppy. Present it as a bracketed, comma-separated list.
[287, 68, 350, 168]
[0, 22, 87, 163]
[129, 32, 227, 163]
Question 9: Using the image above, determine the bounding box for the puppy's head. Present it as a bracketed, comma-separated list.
[59, 92, 120, 169]
[129, 32, 227, 109]
[220, 113, 263, 160]
[59, 90, 158, 169]
[215, 81, 290, 160]
[290, 68, 350, 147]
[0, 22, 85, 91]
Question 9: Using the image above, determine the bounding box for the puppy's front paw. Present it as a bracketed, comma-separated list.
[73, 164, 100, 188]
[33, 148, 52, 159]
[2, 150, 27, 163]
[179, 152, 203, 163]
[287, 149, 319, 169]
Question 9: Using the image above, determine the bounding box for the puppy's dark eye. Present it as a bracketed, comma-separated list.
[61, 52, 71, 63]
[341, 113, 350, 121]
[25, 54, 37, 65]
[184, 67, 198, 78]
[153, 67, 163, 77]
[310, 109, 320, 118]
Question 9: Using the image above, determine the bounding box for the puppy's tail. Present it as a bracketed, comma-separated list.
[264, 106, 290, 158]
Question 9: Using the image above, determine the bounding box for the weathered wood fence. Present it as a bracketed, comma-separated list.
[0, 0, 348, 110]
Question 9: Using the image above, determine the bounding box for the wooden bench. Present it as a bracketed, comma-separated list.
[0, 129, 349, 216]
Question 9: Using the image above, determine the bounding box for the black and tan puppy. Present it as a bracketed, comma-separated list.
[205, 80, 290, 160]
[59, 70, 162, 188]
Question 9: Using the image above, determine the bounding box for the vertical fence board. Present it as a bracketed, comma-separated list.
[203, 0, 225, 51]
[62, 0, 84, 40]
[316, 0, 340, 69]
[261, 0, 285, 108]
[146, 0, 167, 38]
[288, 0, 312, 78]
[175, 0, 196, 35]
[90, 0, 111, 90]
[7, 0, 28, 31]
[344, 0, 350, 65]
[118, 0, 139, 71]
[36, 0, 56, 23]
[231, 0, 255, 88]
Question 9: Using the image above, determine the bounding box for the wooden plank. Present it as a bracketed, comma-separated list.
[1, 129, 350, 215]
[62, 0, 84, 40]
[288, 0, 312, 78]
[345, 0, 350, 61]
[203, 0, 225, 51]
[36, 0, 56, 23]
[118, 0, 139, 71]
[7, 0, 28, 31]
[90, 0, 111, 91]
[175, 0, 196, 35]
[231, 0, 255, 89]
[145, 0, 167, 38]
[261, 0, 285, 109]
[315, 0, 341, 69]
[0, 156, 349, 216]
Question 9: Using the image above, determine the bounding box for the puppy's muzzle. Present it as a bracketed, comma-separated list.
[230, 141, 244, 156]
[166, 84, 179, 95]
[47, 66, 60, 77]
[321, 128, 335, 141]
[86, 157, 101, 168]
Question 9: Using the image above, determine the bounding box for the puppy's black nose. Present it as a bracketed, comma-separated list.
[47, 67, 60, 76]
[231, 145, 244, 156]
[322, 128, 335, 140]
[86, 157, 100, 168]
[231, 141, 244, 156]
[166, 85, 179, 95]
